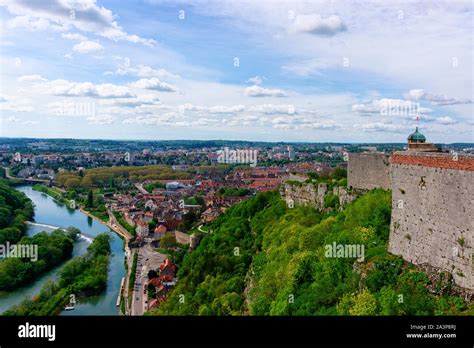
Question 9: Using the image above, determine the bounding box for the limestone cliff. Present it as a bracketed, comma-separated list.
[280, 181, 356, 212]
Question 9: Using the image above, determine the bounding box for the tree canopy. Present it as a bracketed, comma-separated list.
[151, 189, 471, 316]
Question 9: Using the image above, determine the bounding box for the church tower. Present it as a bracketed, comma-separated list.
[407, 127, 439, 152]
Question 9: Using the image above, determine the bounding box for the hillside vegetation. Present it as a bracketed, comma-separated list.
[0, 180, 34, 245]
[152, 189, 472, 316]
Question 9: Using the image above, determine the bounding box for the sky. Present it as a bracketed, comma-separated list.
[0, 0, 473, 143]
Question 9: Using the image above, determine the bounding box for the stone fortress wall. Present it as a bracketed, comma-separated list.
[388, 152, 474, 290]
[348, 149, 474, 290]
[280, 182, 355, 212]
[347, 152, 391, 190]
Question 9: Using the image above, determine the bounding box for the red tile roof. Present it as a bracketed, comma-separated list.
[391, 152, 474, 171]
[159, 258, 177, 273]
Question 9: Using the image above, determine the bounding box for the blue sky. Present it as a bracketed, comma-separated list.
[0, 0, 472, 143]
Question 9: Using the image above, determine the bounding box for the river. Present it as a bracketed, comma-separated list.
[0, 185, 125, 315]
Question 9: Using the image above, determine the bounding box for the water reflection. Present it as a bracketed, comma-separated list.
[0, 186, 125, 315]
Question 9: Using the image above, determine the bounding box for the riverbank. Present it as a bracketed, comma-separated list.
[79, 207, 131, 250]
[1, 185, 126, 315]
[3, 234, 112, 316]
[79, 207, 134, 315]
[0, 228, 78, 292]
[32, 184, 66, 203]
[22, 184, 134, 315]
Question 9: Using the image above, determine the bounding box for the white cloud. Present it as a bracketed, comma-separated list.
[267, 115, 340, 130]
[194, 117, 219, 126]
[249, 104, 295, 114]
[61, 32, 87, 41]
[406, 89, 472, 106]
[207, 105, 245, 114]
[86, 114, 116, 124]
[6, 15, 64, 32]
[177, 103, 245, 115]
[290, 14, 347, 36]
[48, 79, 135, 98]
[246, 76, 264, 85]
[244, 85, 287, 98]
[282, 59, 333, 76]
[114, 96, 161, 108]
[18, 75, 48, 82]
[1, 0, 156, 46]
[352, 98, 432, 116]
[0, 95, 34, 112]
[354, 122, 411, 133]
[22, 120, 39, 125]
[72, 40, 103, 54]
[435, 116, 456, 125]
[130, 78, 179, 92]
[114, 65, 180, 79]
[0, 115, 21, 123]
[123, 113, 182, 126]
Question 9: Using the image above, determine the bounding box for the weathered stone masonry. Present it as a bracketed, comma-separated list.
[347, 152, 391, 190]
[389, 152, 474, 290]
[280, 182, 355, 212]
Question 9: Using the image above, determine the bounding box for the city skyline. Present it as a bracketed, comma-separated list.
[0, 0, 473, 143]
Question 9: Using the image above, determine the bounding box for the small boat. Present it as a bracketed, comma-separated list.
[64, 306, 75, 311]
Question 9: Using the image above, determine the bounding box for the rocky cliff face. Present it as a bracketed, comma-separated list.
[280, 182, 356, 212]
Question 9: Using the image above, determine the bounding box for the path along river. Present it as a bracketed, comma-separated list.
[0, 185, 125, 315]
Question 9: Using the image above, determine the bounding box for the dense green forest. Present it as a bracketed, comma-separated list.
[152, 190, 472, 316]
[0, 227, 79, 291]
[0, 180, 34, 245]
[56, 165, 191, 189]
[3, 233, 111, 316]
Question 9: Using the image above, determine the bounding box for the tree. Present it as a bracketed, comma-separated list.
[332, 168, 347, 180]
[160, 234, 176, 249]
[86, 189, 94, 208]
[64, 177, 81, 189]
[108, 176, 115, 188]
[148, 270, 158, 279]
[148, 220, 157, 232]
[348, 289, 378, 316]
[378, 286, 402, 315]
[67, 190, 77, 200]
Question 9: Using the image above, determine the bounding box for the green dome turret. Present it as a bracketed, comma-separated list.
[408, 127, 426, 143]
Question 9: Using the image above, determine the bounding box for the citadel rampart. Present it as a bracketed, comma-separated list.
[388, 152, 474, 290]
[347, 152, 390, 190]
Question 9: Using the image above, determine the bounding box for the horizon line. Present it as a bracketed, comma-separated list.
[1, 136, 472, 146]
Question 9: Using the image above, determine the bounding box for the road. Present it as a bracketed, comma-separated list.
[197, 224, 208, 233]
[130, 251, 145, 316]
[107, 208, 133, 241]
[130, 243, 166, 315]
[2, 166, 50, 184]
[3, 167, 13, 179]
[134, 183, 149, 195]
